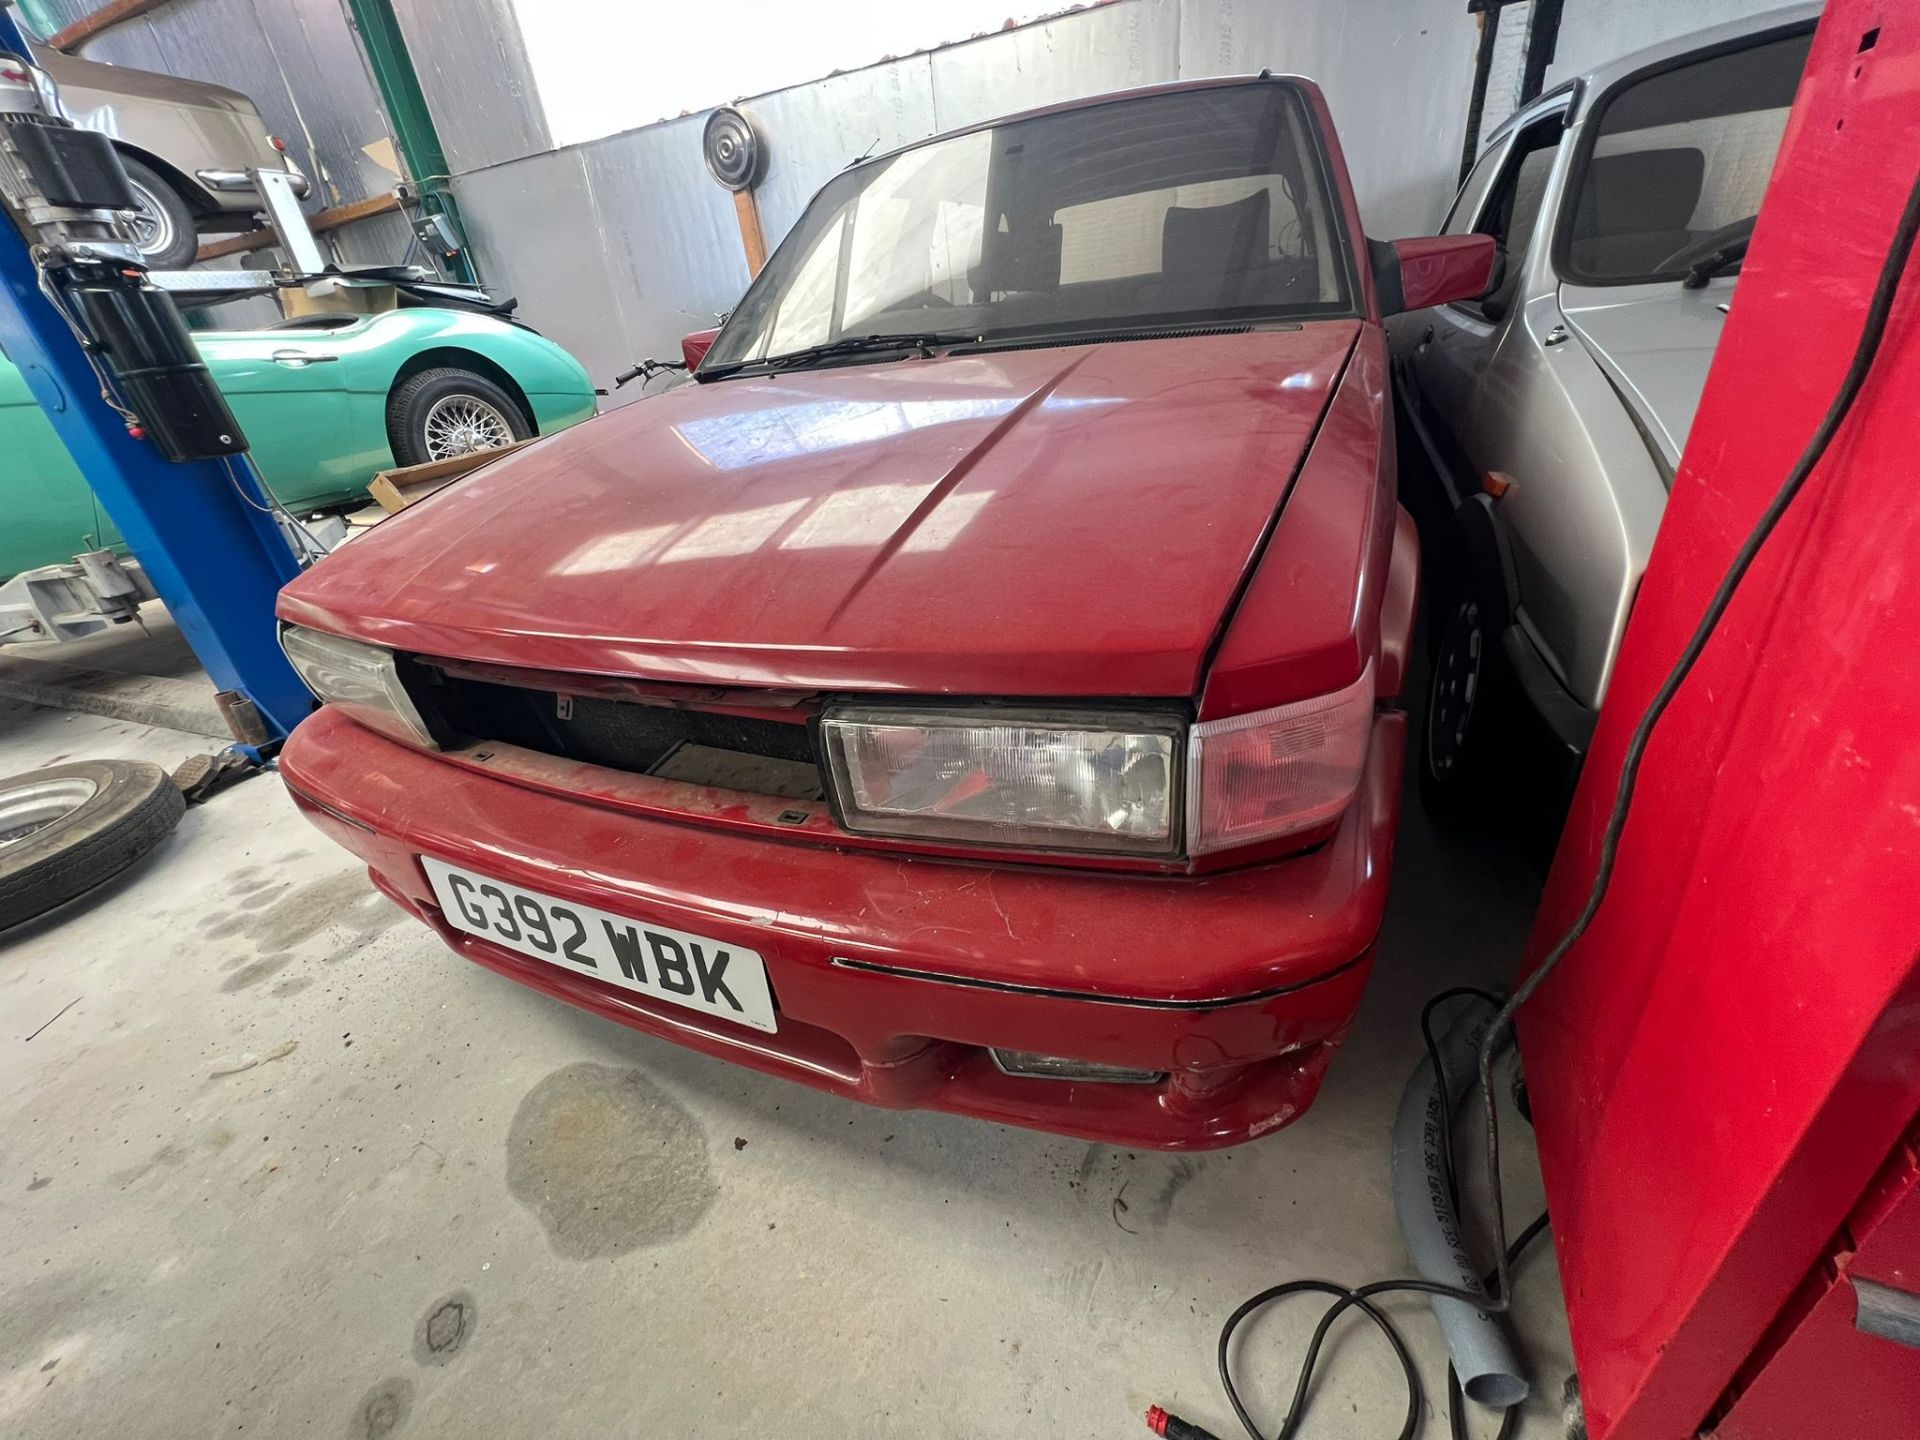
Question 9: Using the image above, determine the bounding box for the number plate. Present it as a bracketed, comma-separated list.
[421, 857, 777, 1033]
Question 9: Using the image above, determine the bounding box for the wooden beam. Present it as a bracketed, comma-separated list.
[732, 188, 767, 277]
[48, 0, 178, 52]
[193, 192, 404, 263]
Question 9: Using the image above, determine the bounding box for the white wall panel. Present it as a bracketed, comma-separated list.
[1178, 0, 1476, 236]
[456, 148, 638, 397]
[1480, 0, 1533, 141]
[1547, 0, 1809, 84]
[507, 0, 1058, 148]
[928, 0, 1181, 131]
[450, 0, 1483, 378]
[750, 55, 939, 247]
[576, 114, 752, 405]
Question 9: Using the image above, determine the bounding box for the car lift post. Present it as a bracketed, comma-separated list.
[0, 8, 311, 753]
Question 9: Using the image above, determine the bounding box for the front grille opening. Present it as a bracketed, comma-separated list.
[650, 742, 821, 800]
[418, 669, 825, 801]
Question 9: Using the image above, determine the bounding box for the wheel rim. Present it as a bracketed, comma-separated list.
[1426, 598, 1484, 780]
[126, 180, 175, 259]
[0, 776, 98, 849]
[422, 394, 514, 460]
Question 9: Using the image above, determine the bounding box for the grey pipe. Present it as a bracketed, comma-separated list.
[1389, 1003, 1529, 1410]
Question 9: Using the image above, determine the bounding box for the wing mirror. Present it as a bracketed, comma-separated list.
[681, 326, 721, 369]
[1369, 235, 1499, 316]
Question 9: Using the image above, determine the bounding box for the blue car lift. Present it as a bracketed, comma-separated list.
[0, 9, 310, 753]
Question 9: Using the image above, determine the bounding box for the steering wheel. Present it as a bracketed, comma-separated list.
[1657, 216, 1759, 274]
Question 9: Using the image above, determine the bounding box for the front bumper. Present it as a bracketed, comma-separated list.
[280, 706, 1407, 1150]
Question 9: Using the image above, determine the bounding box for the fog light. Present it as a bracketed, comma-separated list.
[990, 1049, 1164, 1084]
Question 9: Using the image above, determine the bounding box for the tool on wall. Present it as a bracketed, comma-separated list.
[704, 104, 769, 276]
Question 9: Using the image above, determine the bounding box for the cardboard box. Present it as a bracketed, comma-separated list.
[366, 439, 535, 514]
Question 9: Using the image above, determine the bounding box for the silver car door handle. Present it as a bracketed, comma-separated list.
[269, 349, 339, 366]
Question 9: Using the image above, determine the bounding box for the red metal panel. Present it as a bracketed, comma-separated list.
[1517, 4, 1920, 1436]
[1714, 1262, 1920, 1440]
[1718, 1160, 1920, 1438]
[1850, 1140, 1920, 1290]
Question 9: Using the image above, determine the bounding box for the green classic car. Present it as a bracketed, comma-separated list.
[3, 307, 597, 581]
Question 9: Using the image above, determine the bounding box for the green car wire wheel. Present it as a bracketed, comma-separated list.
[386, 366, 533, 467]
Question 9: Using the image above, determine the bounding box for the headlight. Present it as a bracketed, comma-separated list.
[278, 624, 438, 749]
[1186, 661, 1374, 854]
[820, 706, 1180, 855]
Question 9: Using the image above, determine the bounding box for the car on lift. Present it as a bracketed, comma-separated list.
[16, 39, 314, 268]
[1388, 5, 1818, 821]
[2, 308, 597, 586]
[275, 76, 1494, 1149]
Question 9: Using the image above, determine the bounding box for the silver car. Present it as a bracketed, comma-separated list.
[1390, 5, 1818, 819]
[25, 43, 309, 268]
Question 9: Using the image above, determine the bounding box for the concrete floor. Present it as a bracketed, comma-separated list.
[1, 696, 1572, 1440]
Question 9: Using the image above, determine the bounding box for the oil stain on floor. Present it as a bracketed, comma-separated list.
[505, 1062, 716, 1260]
[413, 1290, 477, 1366]
[348, 1376, 413, 1440]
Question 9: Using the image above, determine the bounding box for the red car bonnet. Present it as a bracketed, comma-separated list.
[279, 323, 1360, 698]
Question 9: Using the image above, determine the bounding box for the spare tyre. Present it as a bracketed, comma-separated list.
[0, 761, 185, 931]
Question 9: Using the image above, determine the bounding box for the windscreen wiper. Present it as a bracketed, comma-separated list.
[1682, 237, 1751, 289]
[706, 331, 977, 377]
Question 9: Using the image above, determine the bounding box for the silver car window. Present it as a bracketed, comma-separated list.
[1443, 136, 1512, 236]
[1500, 148, 1558, 270]
[1451, 117, 1562, 320]
[1560, 28, 1814, 285]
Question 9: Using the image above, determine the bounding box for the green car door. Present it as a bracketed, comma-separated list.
[0, 353, 100, 580]
[87, 329, 361, 554]
[201, 330, 365, 496]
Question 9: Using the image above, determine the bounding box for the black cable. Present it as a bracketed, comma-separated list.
[1202, 164, 1920, 1440]
[1215, 1205, 1551, 1440]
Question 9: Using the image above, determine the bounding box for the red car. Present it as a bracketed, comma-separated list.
[276, 77, 1492, 1149]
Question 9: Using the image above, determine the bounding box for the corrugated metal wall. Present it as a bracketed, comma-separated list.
[393, 0, 1479, 399]
[23, 0, 413, 277]
[388, 0, 548, 172]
